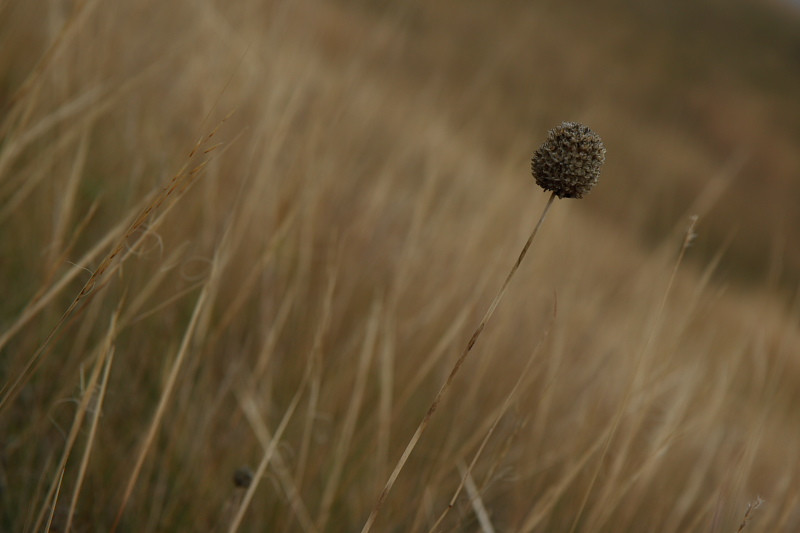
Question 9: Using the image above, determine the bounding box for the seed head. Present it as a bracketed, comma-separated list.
[233, 467, 253, 489]
[531, 122, 606, 199]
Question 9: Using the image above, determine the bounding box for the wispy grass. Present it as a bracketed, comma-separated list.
[1, 1, 799, 532]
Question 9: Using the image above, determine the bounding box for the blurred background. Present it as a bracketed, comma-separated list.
[1, 0, 799, 531]
[7, 0, 797, 288]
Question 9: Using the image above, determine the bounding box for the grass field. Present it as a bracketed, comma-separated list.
[1, 0, 799, 531]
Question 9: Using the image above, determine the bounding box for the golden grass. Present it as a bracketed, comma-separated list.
[1, 0, 799, 531]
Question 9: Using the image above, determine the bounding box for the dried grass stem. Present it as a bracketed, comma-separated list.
[361, 192, 557, 532]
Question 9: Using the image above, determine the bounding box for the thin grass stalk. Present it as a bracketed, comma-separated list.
[31, 311, 120, 532]
[429, 315, 554, 532]
[111, 283, 211, 531]
[238, 394, 318, 533]
[392, 306, 471, 416]
[42, 468, 65, 533]
[361, 192, 556, 532]
[293, 264, 339, 493]
[0, 0, 101, 124]
[375, 315, 395, 489]
[458, 461, 496, 533]
[736, 497, 764, 532]
[22, 453, 55, 532]
[316, 301, 381, 531]
[0, 199, 127, 356]
[64, 345, 115, 532]
[227, 376, 311, 533]
[48, 126, 90, 268]
[0, 85, 106, 182]
[567, 215, 699, 533]
[0, 116, 226, 413]
[517, 424, 612, 532]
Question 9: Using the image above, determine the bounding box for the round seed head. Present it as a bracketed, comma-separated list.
[531, 122, 606, 199]
[233, 467, 253, 489]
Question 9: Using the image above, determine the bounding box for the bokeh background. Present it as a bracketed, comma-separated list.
[1, 0, 799, 531]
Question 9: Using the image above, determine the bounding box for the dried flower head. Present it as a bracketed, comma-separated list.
[531, 122, 606, 199]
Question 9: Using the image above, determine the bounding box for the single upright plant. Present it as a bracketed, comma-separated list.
[361, 121, 606, 532]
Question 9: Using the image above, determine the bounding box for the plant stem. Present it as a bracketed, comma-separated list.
[360, 191, 557, 532]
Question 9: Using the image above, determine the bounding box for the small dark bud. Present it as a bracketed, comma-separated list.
[233, 467, 254, 489]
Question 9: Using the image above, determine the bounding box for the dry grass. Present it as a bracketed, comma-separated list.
[1, 0, 799, 531]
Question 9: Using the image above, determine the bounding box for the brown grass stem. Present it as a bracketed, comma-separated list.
[230, 389, 311, 533]
[360, 192, 557, 533]
[429, 311, 555, 532]
[567, 215, 699, 533]
[736, 496, 764, 532]
[64, 345, 115, 532]
[111, 284, 210, 532]
[0, 114, 226, 414]
[42, 468, 65, 533]
[31, 311, 119, 532]
[457, 461, 495, 533]
[316, 301, 381, 531]
[238, 395, 318, 533]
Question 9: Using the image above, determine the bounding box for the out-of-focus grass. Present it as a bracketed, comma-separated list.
[1, 0, 799, 531]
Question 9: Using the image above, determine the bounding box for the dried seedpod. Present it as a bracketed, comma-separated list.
[531, 121, 606, 199]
